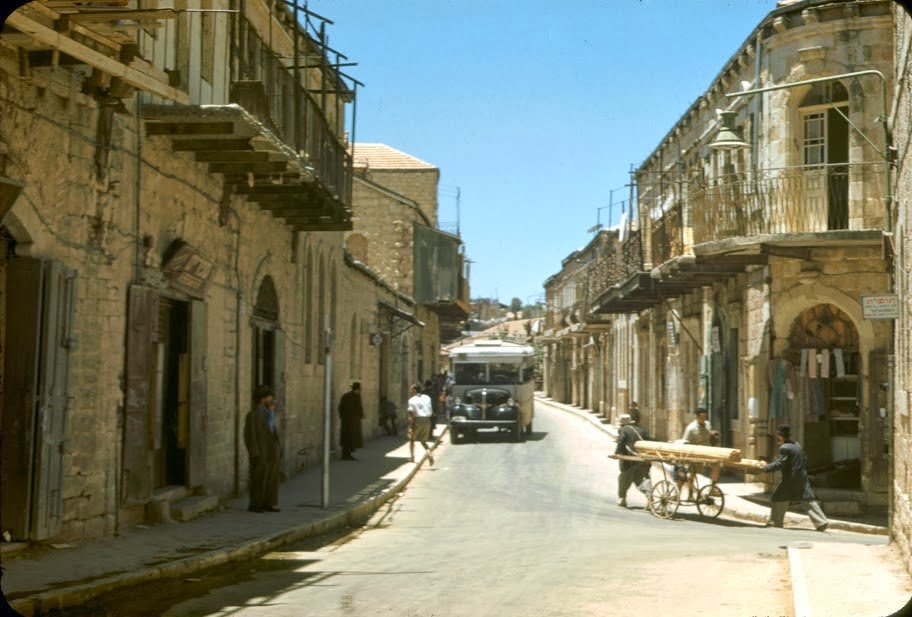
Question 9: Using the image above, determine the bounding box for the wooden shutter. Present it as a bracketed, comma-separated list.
[187, 300, 208, 489]
[122, 285, 158, 504]
[31, 260, 76, 540]
[1, 258, 44, 539]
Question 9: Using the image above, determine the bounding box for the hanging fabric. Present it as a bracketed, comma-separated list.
[833, 348, 845, 378]
[808, 349, 818, 379]
[799, 349, 808, 377]
[820, 349, 831, 379]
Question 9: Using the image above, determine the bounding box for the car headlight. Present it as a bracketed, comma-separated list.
[507, 398, 515, 407]
[454, 397, 462, 406]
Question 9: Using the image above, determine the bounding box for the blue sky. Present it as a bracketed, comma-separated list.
[311, 0, 774, 303]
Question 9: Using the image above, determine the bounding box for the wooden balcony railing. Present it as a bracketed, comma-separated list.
[690, 164, 885, 244]
[231, 22, 352, 206]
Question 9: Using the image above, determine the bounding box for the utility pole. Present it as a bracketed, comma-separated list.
[322, 314, 333, 508]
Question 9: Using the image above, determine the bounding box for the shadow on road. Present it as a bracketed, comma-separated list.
[455, 429, 549, 444]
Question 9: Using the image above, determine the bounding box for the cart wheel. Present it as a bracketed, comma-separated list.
[649, 481, 680, 519]
[696, 484, 725, 519]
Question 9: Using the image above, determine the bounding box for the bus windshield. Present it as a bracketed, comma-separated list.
[454, 363, 487, 385]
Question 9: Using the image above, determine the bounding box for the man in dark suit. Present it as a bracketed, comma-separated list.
[244, 385, 281, 513]
[761, 425, 828, 531]
[339, 382, 364, 460]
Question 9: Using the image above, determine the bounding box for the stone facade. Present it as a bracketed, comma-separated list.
[0, 2, 427, 543]
[890, 1, 912, 576]
[539, 0, 894, 510]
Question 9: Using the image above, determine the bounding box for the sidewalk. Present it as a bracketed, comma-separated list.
[537, 395, 912, 617]
[2, 427, 446, 617]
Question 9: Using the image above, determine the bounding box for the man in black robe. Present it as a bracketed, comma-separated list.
[244, 385, 281, 513]
[761, 425, 829, 531]
[339, 382, 364, 460]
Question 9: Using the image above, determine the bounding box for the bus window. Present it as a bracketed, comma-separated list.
[454, 363, 487, 385]
[488, 363, 519, 385]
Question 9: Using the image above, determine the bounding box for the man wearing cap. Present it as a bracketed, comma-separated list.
[244, 385, 282, 513]
[339, 382, 364, 461]
[615, 408, 652, 508]
[761, 425, 829, 531]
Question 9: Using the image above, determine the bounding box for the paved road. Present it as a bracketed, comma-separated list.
[88, 403, 886, 616]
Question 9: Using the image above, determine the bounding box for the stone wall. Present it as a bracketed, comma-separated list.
[891, 1, 912, 576]
[0, 60, 397, 542]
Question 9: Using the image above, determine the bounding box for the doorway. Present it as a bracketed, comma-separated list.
[153, 298, 190, 489]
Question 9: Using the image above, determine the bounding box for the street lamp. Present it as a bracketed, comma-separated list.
[708, 110, 749, 151]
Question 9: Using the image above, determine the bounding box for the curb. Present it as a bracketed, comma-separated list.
[788, 544, 814, 617]
[9, 429, 447, 617]
[534, 396, 888, 536]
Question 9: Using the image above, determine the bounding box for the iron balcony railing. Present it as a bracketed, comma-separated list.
[690, 163, 886, 245]
[231, 19, 352, 206]
[651, 206, 684, 267]
[620, 230, 643, 280]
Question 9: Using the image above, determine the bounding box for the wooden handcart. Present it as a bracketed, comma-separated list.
[610, 440, 765, 520]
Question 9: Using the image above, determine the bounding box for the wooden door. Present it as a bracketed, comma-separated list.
[123, 285, 158, 505]
[31, 260, 76, 540]
[187, 300, 208, 489]
[1, 258, 44, 540]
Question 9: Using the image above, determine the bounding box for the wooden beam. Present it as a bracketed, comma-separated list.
[5, 11, 189, 104]
[209, 161, 288, 174]
[234, 184, 312, 195]
[244, 192, 318, 203]
[67, 9, 178, 22]
[194, 151, 271, 163]
[146, 122, 235, 136]
[259, 203, 332, 214]
[293, 222, 352, 232]
[171, 138, 252, 151]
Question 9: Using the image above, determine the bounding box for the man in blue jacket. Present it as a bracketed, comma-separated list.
[762, 425, 828, 531]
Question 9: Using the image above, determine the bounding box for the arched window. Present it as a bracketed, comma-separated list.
[304, 248, 314, 364]
[252, 275, 280, 395]
[253, 275, 279, 322]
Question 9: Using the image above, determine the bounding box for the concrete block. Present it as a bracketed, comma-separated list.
[171, 495, 219, 522]
[821, 500, 862, 516]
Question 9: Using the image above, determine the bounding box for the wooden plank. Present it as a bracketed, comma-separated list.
[209, 161, 288, 174]
[234, 184, 313, 195]
[632, 440, 743, 462]
[5, 11, 189, 104]
[194, 151, 270, 163]
[68, 9, 179, 22]
[293, 222, 353, 232]
[146, 122, 236, 136]
[172, 138, 252, 152]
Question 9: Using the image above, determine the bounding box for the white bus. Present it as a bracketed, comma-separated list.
[447, 340, 535, 444]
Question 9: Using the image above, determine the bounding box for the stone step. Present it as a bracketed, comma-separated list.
[152, 485, 191, 503]
[170, 495, 219, 522]
[820, 500, 862, 516]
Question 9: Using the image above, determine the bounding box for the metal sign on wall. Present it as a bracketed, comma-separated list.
[861, 294, 899, 320]
[163, 244, 214, 299]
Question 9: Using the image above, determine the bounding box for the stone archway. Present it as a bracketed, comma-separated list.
[783, 302, 862, 481]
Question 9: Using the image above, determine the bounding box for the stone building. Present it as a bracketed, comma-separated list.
[347, 143, 471, 372]
[890, 0, 912, 576]
[541, 0, 894, 513]
[0, 1, 424, 542]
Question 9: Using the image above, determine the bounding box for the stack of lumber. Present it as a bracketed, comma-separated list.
[727, 458, 767, 471]
[632, 440, 742, 463]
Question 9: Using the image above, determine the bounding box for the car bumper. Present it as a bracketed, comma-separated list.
[449, 419, 518, 430]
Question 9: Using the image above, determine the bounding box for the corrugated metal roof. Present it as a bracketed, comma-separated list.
[350, 143, 437, 170]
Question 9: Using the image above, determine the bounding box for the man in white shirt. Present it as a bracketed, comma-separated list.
[676, 407, 721, 500]
[407, 383, 435, 465]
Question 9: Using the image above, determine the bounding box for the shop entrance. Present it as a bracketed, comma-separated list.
[153, 298, 190, 488]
